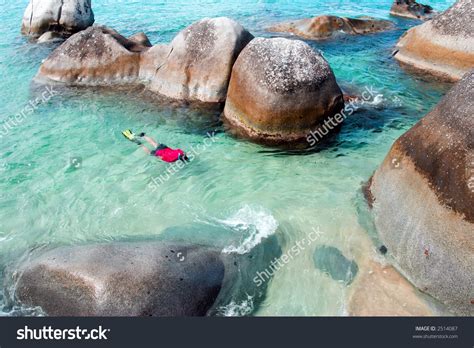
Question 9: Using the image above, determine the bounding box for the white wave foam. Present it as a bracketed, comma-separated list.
[218, 295, 254, 317]
[220, 205, 278, 255]
[369, 94, 384, 106]
[354, 93, 384, 108]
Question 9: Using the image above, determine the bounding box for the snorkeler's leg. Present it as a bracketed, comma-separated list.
[139, 144, 152, 155]
[143, 136, 158, 148]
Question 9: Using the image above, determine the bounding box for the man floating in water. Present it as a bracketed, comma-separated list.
[122, 130, 188, 163]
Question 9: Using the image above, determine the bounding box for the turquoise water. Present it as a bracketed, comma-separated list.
[0, 0, 453, 316]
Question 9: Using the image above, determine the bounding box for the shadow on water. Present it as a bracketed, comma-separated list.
[253, 104, 414, 158]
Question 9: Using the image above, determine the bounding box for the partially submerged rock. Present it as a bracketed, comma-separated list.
[393, 0, 474, 81]
[35, 17, 254, 104]
[37, 26, 150, 85]
[148, 17, 254, 103]
[11, 241, 225, 316]
[7, 217, 283, 317]
[348, 261, 434, 316]
[390, 0, 435, 20]
[21, 0, 94, 39]
[223, 37, 344, 145]
[367, 71, 474, 315]
[313, 246, 358, 285]
[269, 15, 394, 40]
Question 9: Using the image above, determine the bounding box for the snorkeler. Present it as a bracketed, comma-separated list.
[122, 130, 188, 163]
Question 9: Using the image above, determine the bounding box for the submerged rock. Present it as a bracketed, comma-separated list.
[348, 261, 434, 316]
[313, 246, 358, 285]
[148, 17, 254, 103]
[37, 26, 150, 85]
[393, 0, 474, 81]
[367, 71, 474, 315]
[11, 241, 224, 316]
[223, 37, 344, 145]
[269, 15, 394, 40]
[21, 0, 94, 39]
[390, 0, 435, 20]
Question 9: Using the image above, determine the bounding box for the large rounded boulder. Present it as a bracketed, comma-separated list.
[36, 26, 150, 85]
[269, 15, 394, 40]
[367, 70, 474, 315]
[10, 241, 225, 316]
[223, 37, 344, 145]
[21, 0, 94, 39]
[148, 17, 254, 103]
[393, 0, 474, 81]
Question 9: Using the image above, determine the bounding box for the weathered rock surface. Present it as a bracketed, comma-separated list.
[269, 15, 394, 40]
[394, 0, 474, 81]
[223, 37, 344, 145]
[348, 261, 434, 316]
[12, 241, 225, 316]
[390, 0, 435, 20]
[139, 44, 171, 82]
[37, 26, 150, 85]
[367, 70, 474, 315]
[21, 0, 94, 38]
[35, 17, 254, 104]
[148, 17, 254, 103]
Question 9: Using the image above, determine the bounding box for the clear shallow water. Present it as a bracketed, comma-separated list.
[0, 0, 453, 316]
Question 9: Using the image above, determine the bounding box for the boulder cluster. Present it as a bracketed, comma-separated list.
[33, 16, 345, 145]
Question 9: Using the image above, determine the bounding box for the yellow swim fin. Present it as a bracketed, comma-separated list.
[122, 130, 143, 145]
[122, 129, 135, 141]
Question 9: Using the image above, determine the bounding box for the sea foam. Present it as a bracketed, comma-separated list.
[220, 205, 278, 255]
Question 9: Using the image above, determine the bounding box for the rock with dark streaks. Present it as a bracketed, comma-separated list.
[394, 0, 474, 81]
[367, 71, 474, 315]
